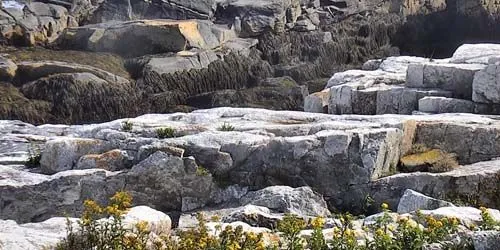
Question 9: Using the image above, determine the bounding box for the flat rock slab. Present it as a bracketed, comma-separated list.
[58, 19, 236, 57]
[406, 62, 485, 99]
[2, 108, 500, 219]
[450, 43, 500, 64]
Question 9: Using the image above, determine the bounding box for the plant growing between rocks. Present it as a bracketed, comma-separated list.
[399, 144, 459, 173]
[122, 120, 133, 132]
[156, 127, 175, 139]
[25, 143, 42, 168]
[55, 193, 499, 250]
[219, 122, 235, 131]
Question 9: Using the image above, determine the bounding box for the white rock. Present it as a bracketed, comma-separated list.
[450, 43, 500, 64]
[397, 189, 455, 213]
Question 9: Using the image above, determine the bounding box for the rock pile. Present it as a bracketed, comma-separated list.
[305, 44, 500, 116]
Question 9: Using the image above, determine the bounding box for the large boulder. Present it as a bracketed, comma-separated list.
[20, 71, 138, 124]
[418, 97, 475, 113]
[40, 138, 112, 174]
[472, 63, 500, 104]
[450, 44, 500, 64]
[58, 19, 236, 57]
[239, 186, 331, 217]
[397, 189, 455, 213]
[406, 62, 485, 99]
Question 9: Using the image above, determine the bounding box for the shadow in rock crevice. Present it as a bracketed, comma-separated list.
[392, 0, 500, 58]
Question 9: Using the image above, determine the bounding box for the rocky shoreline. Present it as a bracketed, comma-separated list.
[1, 0, 500, 249]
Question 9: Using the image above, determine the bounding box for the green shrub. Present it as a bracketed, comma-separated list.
[219, 122, 235, 131]
[25, 143, 41, 168]
[479, 206, 500, 230]
[278, 213, 306, 250]
[196, 166, 210, 176]
[156, 127, 175, 139]
[121, 120, 133, 132]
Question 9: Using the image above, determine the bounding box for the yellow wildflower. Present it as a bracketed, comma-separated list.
[381, 203, 389, 210]
[311, 217, 325, 228]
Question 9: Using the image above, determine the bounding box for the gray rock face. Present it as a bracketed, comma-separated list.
[0, 2, 76, 46]
[361, 158, 500, 212]
[472, 64, 500, 104]
[3, 108, 500, 221]
[58, 19, 236, 57]
[406, 62, 485, 99]
[397, 189, 455, 213]
[418, 97, 475, 113]
[240, 186, 331, 217]
[472, 231, 500, 250]
[40, 138, 112, 174]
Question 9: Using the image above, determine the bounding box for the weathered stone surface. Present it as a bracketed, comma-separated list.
[472, 231, 500, 250]
[15, 61, 129, 85]
[20, 71, 137, 124]
[58, 19, 236, 57]
[222, 204, 282, 228]
[3, 108, 500, 220]
[397, 189, 455, 213]
[419, 207, 500, 225]
[406, 62, 484, 99]
[304, 89, 329, 113]
[75, 149, 131, 171]
[0, 56, 17, 81]
[472, 64, 500, 104]
[360, 159, 500, 213]
[40, 137, 112, 174]
[240, 186, 331, 217]
[450, 44, 500, 64]
[91, 0, 218, 22]
[418, 97, 475, 113]
[0, 2, 75, 46]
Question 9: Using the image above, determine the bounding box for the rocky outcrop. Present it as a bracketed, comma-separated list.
[2, 108, 500, 222]
[305, 44, 500, 116]
[0, 2, 77, 46]
[58, 19, 237, 58]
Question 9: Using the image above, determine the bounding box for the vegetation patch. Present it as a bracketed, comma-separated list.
[156, 127, 175, 139]
[121, 120, 133, 132]
[218, 122, 235, 131]
[0, 83, 52, 124]
[56, 193, 500, 250]
[25, 143, 42, 168]
[0, 46, 130, 79]
[399, 144, 459, 173]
